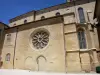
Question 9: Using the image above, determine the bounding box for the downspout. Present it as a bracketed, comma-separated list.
[13, 27, 18, 69]
[33, 11, 36, 21]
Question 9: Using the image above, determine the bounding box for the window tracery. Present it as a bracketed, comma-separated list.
[32, 30, 49, 49]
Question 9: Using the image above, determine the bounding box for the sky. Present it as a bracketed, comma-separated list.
[0, 0, 66, 24]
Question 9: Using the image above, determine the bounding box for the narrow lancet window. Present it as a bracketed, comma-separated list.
[78, 7, 86, 23]
[78, 29, 87, 49]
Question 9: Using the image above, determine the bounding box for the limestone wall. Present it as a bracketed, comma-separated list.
[1, 17, 66, 72]
[0, 28, 17, 69]
[9, 16, 34, 27]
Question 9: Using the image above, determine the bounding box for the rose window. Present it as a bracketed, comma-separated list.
[32, 31, 49, 49]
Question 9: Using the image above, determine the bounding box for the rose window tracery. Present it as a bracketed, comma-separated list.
[32, 30, 49, 49]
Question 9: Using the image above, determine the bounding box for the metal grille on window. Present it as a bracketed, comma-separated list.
[32, 31, 49, 49]
[78, 29, 86, 49]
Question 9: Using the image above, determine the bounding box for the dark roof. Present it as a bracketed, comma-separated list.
[0, 22, 9, 28]
[9, 0, 95, 23]
[6, 15, 64, 30]
[36, 0, 95, 15]
[9, 10, 35, 23]
[36, 2, 74, 15]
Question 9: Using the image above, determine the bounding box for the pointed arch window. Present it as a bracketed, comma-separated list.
[78, 7, 86, 23]
[78, 29, 87, 49]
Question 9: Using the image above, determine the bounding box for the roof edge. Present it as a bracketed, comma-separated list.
[0, 22, 9, 28]
[6, 15, 64, 30]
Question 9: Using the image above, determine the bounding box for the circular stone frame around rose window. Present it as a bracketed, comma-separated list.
[31, 29, 49, 50]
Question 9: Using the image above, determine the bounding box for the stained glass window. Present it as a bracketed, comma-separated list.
[32, 31, 49, 49]
[78, 29, 87, 49]
[78, 7, 86, 23]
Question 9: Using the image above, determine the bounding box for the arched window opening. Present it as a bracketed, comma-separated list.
[7, 34, 11, 42]
[78, 7, 86, 23]
[5, 53, 11, 61]
[41, 16, 45, 19]
[37, 55, 46, 71]
[13, 23, 16, 26]
[24, 20, 27, 24]
[78, 29, 87, 49]
[56, 12, 60, 16]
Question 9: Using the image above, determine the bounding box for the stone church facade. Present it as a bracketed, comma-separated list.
[0, 0, 100, 73]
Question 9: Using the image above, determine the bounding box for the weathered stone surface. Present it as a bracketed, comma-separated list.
[0, 0, 100, 73]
